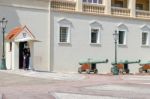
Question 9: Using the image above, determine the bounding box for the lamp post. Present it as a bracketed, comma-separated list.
[111, 30, 119, 75]
[0, 18, 7, 70]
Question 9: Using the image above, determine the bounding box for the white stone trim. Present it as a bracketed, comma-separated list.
[141, 31, 150, 47]
[117, 29, 127, 46]
[89, 27, 101, 45]
[140, 24, 150, 31]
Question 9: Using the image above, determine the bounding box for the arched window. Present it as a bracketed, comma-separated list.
[140, 25, 150, 46]
[58, 18, 72, 44]
[117, 23, 128, 45]
[90, 21, 103, 44]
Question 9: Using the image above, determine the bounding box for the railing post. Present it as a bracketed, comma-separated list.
[76, 0, 82, 12]
[128, 0, 136, 17]
[104, 0, 111, 15]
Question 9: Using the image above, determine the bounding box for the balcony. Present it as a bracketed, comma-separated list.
[51, 0, 76, 11]
[111, 7, 130, 16]
[136, 0, 150, 18]
[50, 0, 150, 20]
[83, 3, 105, 14]
[136, 10, 150, 18]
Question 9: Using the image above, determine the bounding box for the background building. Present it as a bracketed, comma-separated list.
[1, 0, 150, 74]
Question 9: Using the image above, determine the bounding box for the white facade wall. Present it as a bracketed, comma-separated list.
[0, 0, 50, 71]
[1, 0, 150, 74]
[51, 11, 150, 74]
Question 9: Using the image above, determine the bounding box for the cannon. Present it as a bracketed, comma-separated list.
[111, 60, 140, 74]
[139, 61, 150, 73]
[78, 58, 108, 74]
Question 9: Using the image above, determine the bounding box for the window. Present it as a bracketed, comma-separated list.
[58, 18, 72, 44]
[142, 32, 149, 46]
[136, 4, 143, 10]
[118, 31, 126, 45]
[91, 28, 100, 44]
[83, 0, 102, 4]
[114, 0, 124, 7]
[59, 26, 69, 43]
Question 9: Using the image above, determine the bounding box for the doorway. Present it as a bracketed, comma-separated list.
[19, 41, 27, 69]
[124, 63, 129, 73]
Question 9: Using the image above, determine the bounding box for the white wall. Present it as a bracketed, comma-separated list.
[1, 0, 50, 71]
[15, 8, 49, 71]
[6, 42, 12, 69]
[51, 11, 150, 74]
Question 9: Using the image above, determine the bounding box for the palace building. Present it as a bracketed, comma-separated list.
[1, 0, 150, 73]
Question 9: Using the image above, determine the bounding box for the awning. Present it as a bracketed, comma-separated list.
[79, 58, 108, 65]
[6, 25, 40, 42]
[112, 59, 140, 65]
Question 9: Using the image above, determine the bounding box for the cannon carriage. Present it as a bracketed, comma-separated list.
[78, 58, 108, 74]
[139, 61, 150, 73]
[111, 60, 140, 74]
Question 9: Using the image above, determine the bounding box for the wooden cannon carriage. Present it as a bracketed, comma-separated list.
[78, 58, 108, 74]
[139, 61, 150, 73]
[112, 60, 140, 74]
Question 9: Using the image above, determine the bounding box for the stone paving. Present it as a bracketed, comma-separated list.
[53, 93, 127, 99]
[1, 70, 85, 81]
[85, 84, 150, 94]
[0, 70, 150, 99]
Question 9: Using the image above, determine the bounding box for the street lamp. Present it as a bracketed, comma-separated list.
[0, 18, 8, 70]
[111, 30, 119, 75]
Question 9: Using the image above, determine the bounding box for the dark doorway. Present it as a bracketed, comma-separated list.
[91, 64, 96, 70]
[19, 42, 27, 69]
[124, 64, 128, 70]
[124, 63, 129, 73]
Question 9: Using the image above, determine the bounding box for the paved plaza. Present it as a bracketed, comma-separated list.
[0, 70, 150, 99]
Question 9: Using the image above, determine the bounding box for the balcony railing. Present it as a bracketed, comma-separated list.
[136, 10, 150, 18]
[50, 1, 150, 20]
[111, 7, 130, 16]
[83, 3, 105, 14]
[51, 0, 76, 11]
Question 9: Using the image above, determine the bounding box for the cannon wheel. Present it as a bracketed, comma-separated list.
[139, 67, 143, 73]
[78, 67, 82, 74]
[111, 67, 113, 73]
[119, 69, 123, 74]
[126, 69, 130, 74]
[147, 69, 150, 73]
[86, 69, 90, 74]
[94, 69, 98, 74]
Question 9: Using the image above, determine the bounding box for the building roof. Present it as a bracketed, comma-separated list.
[6, 25, 36, 41]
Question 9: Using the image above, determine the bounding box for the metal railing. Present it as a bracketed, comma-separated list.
[51, 0, 76, 11]
[136, 10, 150, 18]
[111, 7, 130, 16]
[83, 3, 105, 14]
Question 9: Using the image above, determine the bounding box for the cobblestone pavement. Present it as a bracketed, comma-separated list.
[0, 70, 150, 99]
